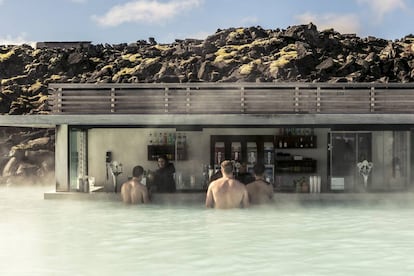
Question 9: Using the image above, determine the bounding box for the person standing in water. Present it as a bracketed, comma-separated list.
[121, 165, 150, 204]
[153, 155, 176, 193]
[246, 163, 274, 204]
[205, 160, 249, 209]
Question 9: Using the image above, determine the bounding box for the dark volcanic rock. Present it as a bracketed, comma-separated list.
[2, 23, 413, 104]
[0, 23, 414, 183]
[0, 23, 413, 112]
[0, 127, 55, 185]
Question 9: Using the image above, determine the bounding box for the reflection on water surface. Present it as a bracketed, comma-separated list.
[1, 186, 414, 276]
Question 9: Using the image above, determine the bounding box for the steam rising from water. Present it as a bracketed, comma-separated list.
[2, 186, 414, 275]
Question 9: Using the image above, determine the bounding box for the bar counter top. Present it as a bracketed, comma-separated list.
[44, 190, 414, 206]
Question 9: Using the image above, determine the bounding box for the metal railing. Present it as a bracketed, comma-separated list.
[48, 83, 414, 114]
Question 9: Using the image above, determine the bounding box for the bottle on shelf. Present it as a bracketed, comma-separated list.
[153, 133, 158, 145]
[182, 133, 187, 147]
[167, 133, 174, 145]
[158, 132, 163, 145]
[148, 132, 153, 145]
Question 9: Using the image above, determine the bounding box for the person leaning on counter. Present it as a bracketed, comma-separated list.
[246, 163, 274, 204]
[120, 165, 150, 204]
[153, 155, 176, 193]
[205, 160, 249, 209]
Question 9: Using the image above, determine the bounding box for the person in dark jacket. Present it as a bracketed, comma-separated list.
[153, 155, 176, 193]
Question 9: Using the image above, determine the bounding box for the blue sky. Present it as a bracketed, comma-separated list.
[0, 0, 413, 45]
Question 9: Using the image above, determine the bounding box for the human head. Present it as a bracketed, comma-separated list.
[132, 165, 144, 178]
[157, 155, 168, 168]
[253, 163, 265, 177]
[239, 162, 247, 173]
[221, 160, 233, 176]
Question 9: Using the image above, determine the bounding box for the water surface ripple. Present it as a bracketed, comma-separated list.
[1, 186, 414, 275]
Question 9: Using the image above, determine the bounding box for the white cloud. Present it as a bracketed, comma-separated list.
[92, 0, 203, 27]
[241, 16, 259, 25]
[356, 0, 406, 19]
[295, 12, 361, 35]
[0, 34, 35, 47]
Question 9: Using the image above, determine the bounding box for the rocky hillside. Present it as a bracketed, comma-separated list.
[0, 127, 54, 185]
[1, 23, 414, 184]
[1, 23, 414, 115]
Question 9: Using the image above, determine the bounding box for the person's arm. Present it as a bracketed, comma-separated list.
[142, 188, 150, 203]
[166, 163, 175, 174]
[205, 185, 214, 208]
[268, 185, 274, 200]
[241, 188, 250, 208]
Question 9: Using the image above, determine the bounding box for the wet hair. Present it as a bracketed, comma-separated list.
[253, 163, 265, 176]
[221, 160, 233, 175]
[132, 166, 144, 178]
[158, 154, 169, 162]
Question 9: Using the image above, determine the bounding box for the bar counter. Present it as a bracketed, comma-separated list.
[44, 189, 414, 206]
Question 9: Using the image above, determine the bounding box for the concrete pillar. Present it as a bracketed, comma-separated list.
[55, 124, 69, 192]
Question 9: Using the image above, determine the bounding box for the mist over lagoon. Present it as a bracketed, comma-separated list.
[2, 184, 414, 275]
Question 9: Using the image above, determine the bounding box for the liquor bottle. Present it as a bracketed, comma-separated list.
[167, 133, 173, 145]
[182, 133, 187, 146]
[177, 133, 182, 160]
[148, 133, 153, 145]
[158, 133, 163, 145]
[153, 133, 158, 145]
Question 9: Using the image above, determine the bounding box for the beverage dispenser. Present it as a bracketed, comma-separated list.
[214, 142, 225, 170]
[264, 142, 274, 165]
[231, 142, 241, 163]
[247, 142, 257, 165]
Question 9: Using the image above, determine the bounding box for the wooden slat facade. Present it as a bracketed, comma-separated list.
[48, 83, 414, 115]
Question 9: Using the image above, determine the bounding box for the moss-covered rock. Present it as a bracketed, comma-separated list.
[0, 23, 413, 114]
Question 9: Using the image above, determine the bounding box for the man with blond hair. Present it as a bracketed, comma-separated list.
[121, 165, 150, 204]
[205, 160, 249, 209]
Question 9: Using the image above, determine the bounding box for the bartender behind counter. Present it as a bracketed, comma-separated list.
[153, 155, 176, 193]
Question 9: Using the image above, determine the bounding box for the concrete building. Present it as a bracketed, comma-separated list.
[2, 82, 414, 199]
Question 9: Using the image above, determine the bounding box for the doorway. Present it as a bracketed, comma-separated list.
[329, 132, 372, 192]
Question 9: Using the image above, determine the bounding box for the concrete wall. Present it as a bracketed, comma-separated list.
[55, 125, 69, 192]
[87, 127, 330, 190]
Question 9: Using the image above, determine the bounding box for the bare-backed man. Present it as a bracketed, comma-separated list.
[205, 160, 249, 209]
[246, 163, 274, 204]
[121, 165, 150, 204]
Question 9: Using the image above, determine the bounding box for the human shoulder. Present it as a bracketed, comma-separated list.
[121, 180, 133, 189]
[232, 178, 247, 190]
[134, 182, 147, 190]
[247, 179, 261, 187]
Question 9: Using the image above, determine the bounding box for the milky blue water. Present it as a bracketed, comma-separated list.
[1, 186, 414, 276]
